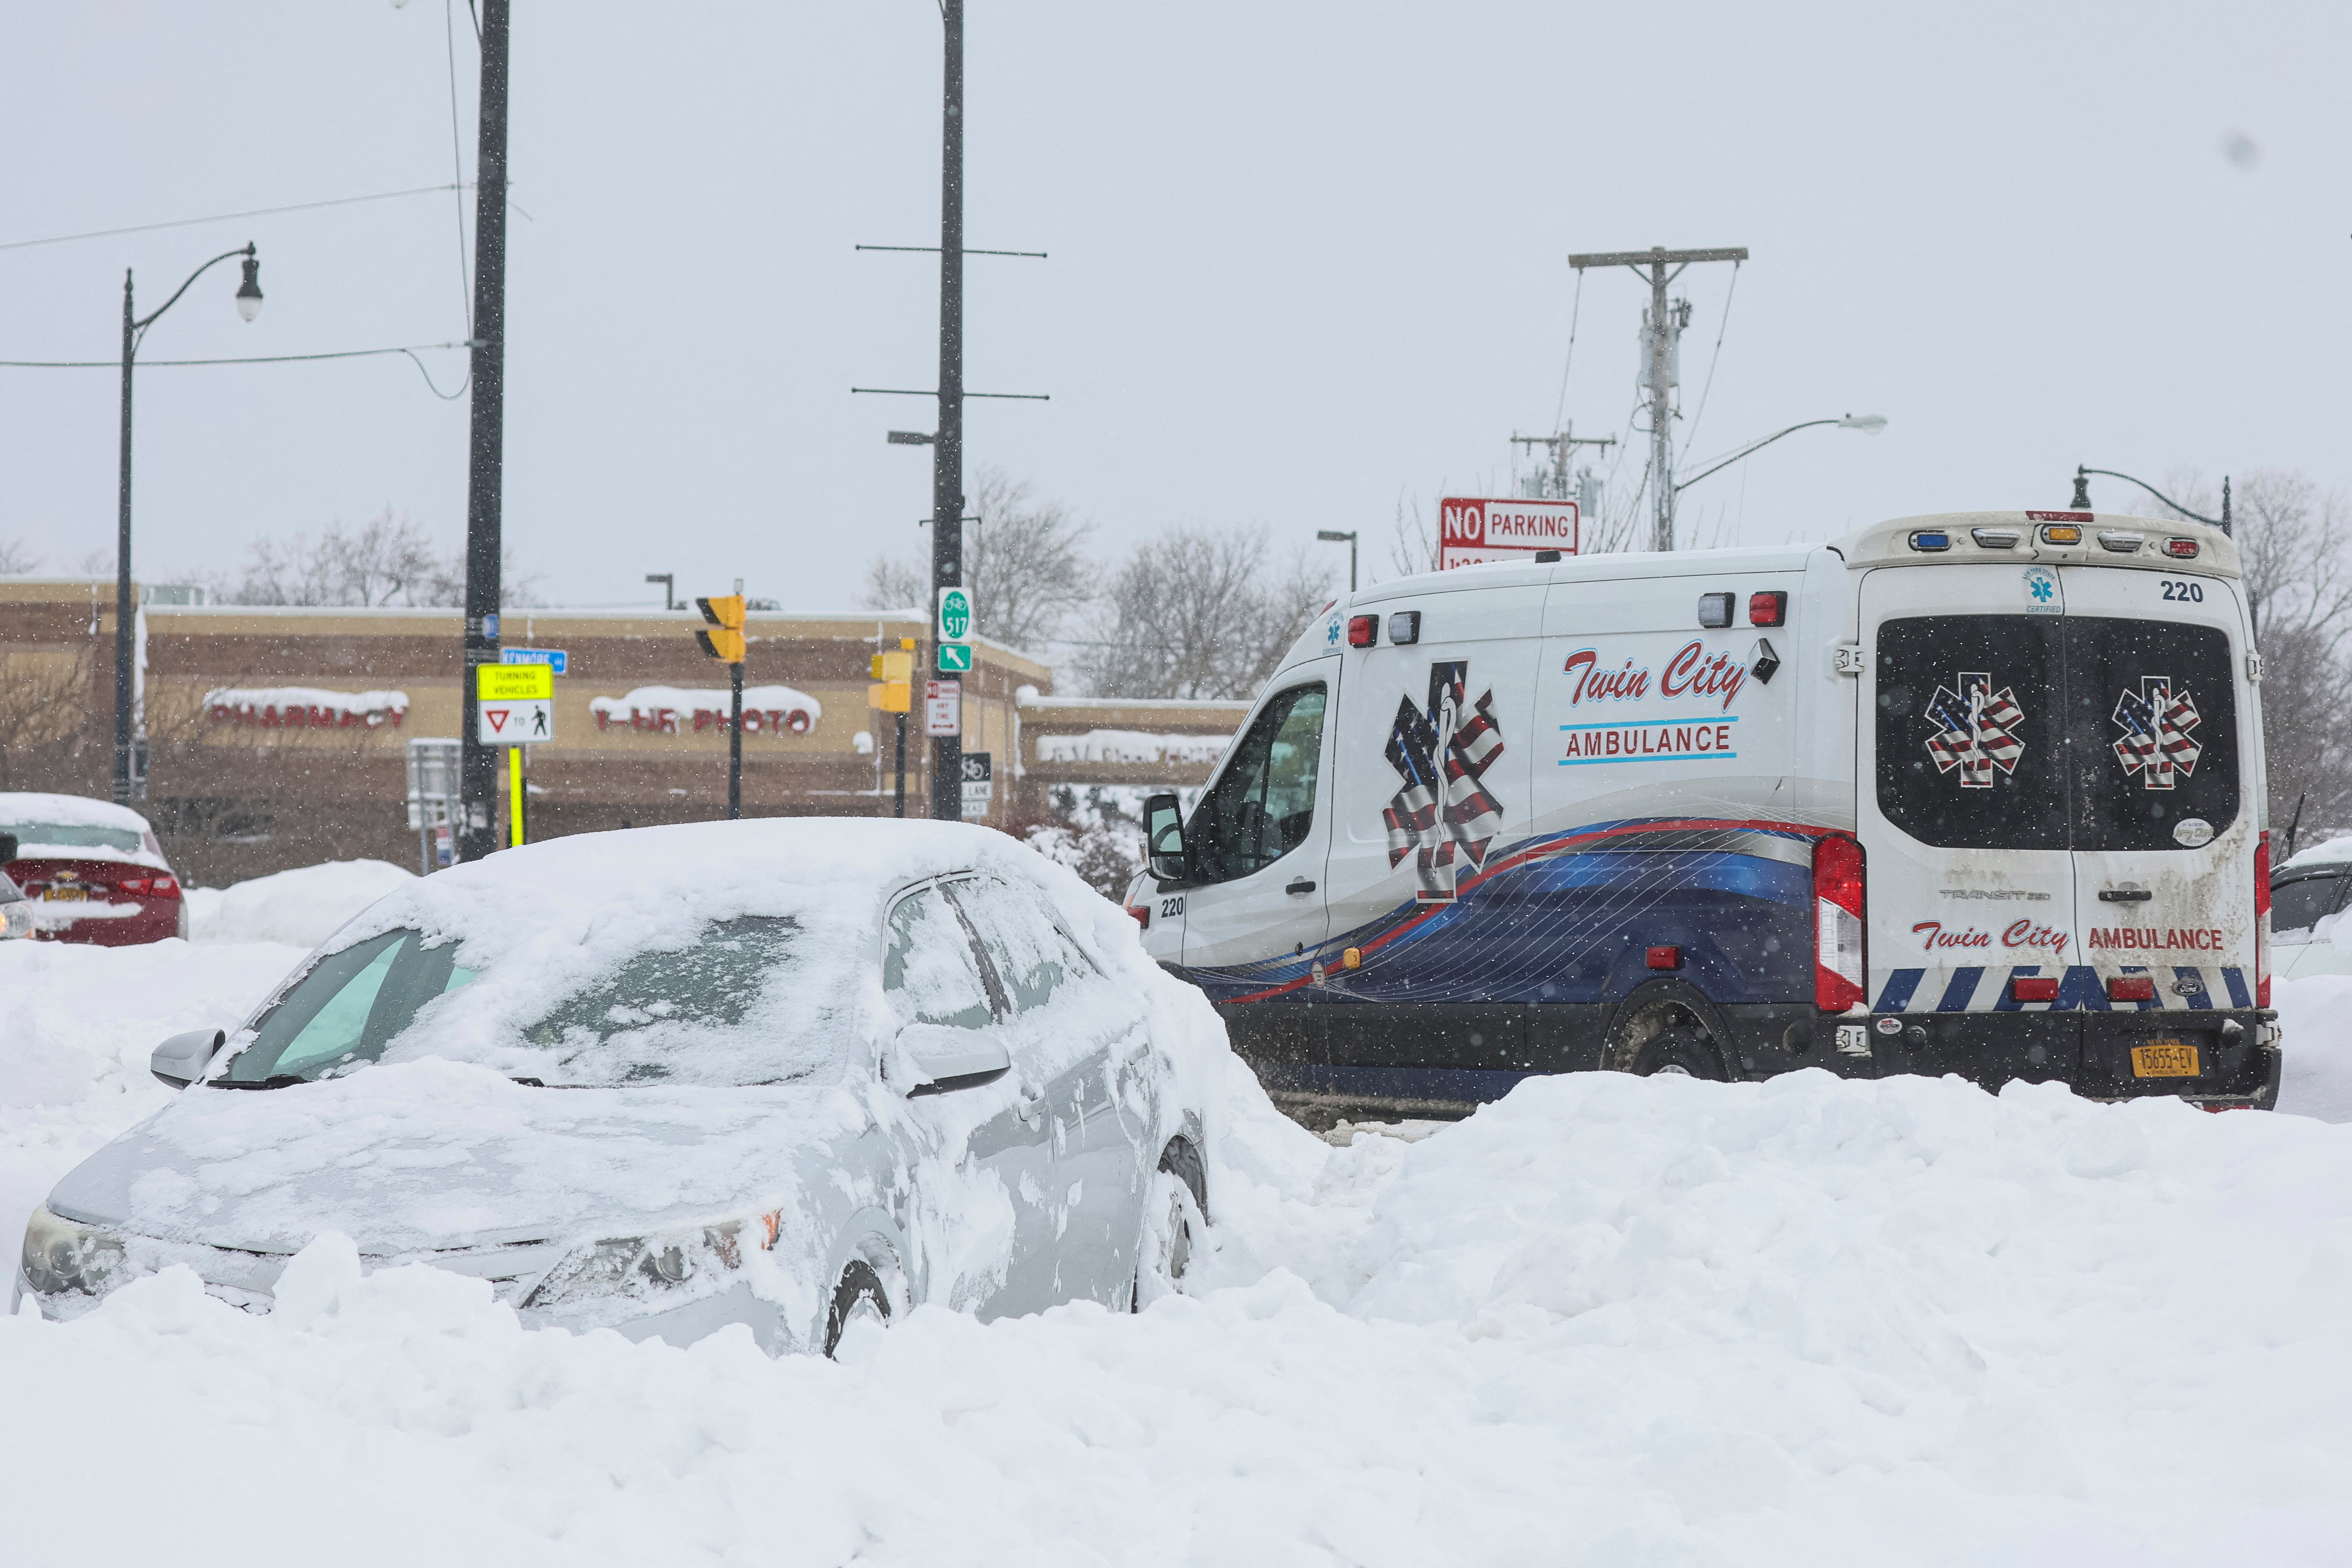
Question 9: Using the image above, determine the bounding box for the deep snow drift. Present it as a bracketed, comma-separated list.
[183, 858, 416, 947]
[4, 911, 2352, 1562]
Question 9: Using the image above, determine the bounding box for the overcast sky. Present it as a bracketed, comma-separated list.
[2, 1, 2344, 615]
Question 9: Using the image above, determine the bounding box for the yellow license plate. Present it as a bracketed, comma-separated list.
[42, 887, 86, 903]
[2131, 1040, 2201, 1078]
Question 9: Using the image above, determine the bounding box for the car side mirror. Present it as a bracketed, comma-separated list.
[151, 1028, 226, 1090]
[0, 833, 16, 863]
[1143, 793, 1187, 884]
[892, 1023, 1011, 1097]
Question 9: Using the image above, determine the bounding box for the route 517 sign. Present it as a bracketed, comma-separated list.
[936, 586, 974, 673]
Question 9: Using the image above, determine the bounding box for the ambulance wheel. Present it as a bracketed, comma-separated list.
[1611, 1013, 1725, 1080]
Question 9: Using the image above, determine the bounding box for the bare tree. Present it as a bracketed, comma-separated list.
[861, 467, 1093, 651]
[1075, 526, 1335, 699]
[2145, 469, 2352, 836]
[1386, 495, 1438, 580]
[0, 649, 103, 794]
[0, 538, 38, 574]
[216, 509, 538, 607]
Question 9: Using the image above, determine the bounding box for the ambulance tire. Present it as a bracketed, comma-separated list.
[1614, 1019, 1727, 1080]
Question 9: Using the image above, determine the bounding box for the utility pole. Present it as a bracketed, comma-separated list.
[1510, 426, 1615, 502]
[928, 0, 967, 822]
[1567, 246, 1746, 551]
[458, 0, 511, 859]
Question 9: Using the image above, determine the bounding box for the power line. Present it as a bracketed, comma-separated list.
[1551, 267, 1585, 433]
[1677, 260, 1741, 465]
[0, 185, 474, 254]
[0, 341, 470, 368]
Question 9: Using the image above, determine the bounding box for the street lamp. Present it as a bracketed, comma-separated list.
[2069, 465, 2231, 535]
[1673, 413, 1885, 496]
[114, 242, 262, 804]
[1317, 529, 1358, 593]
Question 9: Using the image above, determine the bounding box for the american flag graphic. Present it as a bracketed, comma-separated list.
[1384, 662, 1506, 904]
[1925, 671, 2026, 789]
[2112, 677, 2203, 790]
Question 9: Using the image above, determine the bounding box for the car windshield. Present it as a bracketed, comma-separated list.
[1, 822, 143, 854]
[221, 915, 835, 1088]
[2271, 870, 2345, 941]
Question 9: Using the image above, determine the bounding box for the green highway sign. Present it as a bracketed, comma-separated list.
[936, 585, 973, 645]
[937, 642, 973, 672]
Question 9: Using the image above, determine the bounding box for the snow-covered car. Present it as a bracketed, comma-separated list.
[2272, 836, 2352, 982]
[0, 857, 32, 940]
[0, 792, 187, 945]
[14, 819, 1215, 1355]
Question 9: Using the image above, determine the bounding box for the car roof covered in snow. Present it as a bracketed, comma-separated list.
[2280, 834, 2352, 873]
[0, 792, 155, 832]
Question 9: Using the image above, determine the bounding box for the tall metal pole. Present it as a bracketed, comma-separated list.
[113, 273, 137, 804]
[1646, 260, 1675, 552]
[928, 0, 965, 822]
[458, 0, 511, 859]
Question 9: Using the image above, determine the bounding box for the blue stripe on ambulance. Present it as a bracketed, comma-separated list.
[1873, 965, 2248, 1013]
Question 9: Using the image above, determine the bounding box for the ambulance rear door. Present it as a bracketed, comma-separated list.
[2058, 562, 2259, 1033]
[1859, 563, 2081, 1081]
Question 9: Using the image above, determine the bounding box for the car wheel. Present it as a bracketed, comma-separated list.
[1132, 1164, 1204, 1310]
[822, 1258, 892, 1358]
[1611, 1010, 1725, 1080]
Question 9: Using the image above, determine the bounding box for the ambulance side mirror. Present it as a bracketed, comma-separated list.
[1144, 794, 1188, 884]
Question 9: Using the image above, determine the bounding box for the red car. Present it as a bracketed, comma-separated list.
[0, 793, 188, 946]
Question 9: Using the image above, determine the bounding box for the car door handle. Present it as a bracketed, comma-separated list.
[1016, 1088, 1048, 1123]
[1286, 879, 1317, 895]
[2098, 889, 2153, 902]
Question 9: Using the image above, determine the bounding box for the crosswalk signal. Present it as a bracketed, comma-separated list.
[694, 595, 747, 663]
[867, 648, 914, 713]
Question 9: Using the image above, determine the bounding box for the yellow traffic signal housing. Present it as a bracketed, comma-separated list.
[868, 680, 912, 713]
[694, 595, 747, 663]
[869, 651, 914, 682]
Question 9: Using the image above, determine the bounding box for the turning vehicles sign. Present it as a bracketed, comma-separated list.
[476, 663, 554, 744]
[1437, 497, 1579, 570]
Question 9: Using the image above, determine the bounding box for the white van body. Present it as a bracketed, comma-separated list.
[1131, 511, 2280, 1120]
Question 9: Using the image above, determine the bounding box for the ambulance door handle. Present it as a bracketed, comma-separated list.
[1285, 879, 1317, 896]
[2098, 889, 2152, 903]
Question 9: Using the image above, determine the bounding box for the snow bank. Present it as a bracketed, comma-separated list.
[2274, 973, 2352, 1122]
[7, 1067, 2352, 1564]
[1033, 728, 1228, 766]
[184, 859, 417, 947]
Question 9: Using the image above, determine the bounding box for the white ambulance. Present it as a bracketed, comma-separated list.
[1128, 510, 2280, 1121]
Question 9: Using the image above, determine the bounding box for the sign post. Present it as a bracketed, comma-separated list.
[925, 679, 962, 738]
[935, 586, 974, 674]
[476, 663, 553, 848]
[869, 638, 916, 818]
[1436, 497, 1579, 571]
[959, 750, 992, 821]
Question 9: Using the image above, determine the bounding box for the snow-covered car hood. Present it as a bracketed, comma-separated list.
[47, 1057, 869, 1256]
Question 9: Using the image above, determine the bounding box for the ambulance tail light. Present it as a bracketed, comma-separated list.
[2256, 830, 2271, 1008]
[1124, 903, 1150, 929]
[1813, 835, 1867, 1012]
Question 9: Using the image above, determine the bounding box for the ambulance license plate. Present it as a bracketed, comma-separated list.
[42, 887, 86, 903]
[2130, 1040, 2200, 1078]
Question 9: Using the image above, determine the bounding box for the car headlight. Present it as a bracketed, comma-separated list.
[520, 1220, 749, 1313]
[21, 1205, 126, 1296]
[0, 901, 32, 940]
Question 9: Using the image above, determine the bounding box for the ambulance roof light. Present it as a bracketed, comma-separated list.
[2163, 537, 2200, 560]
[1908, 530, 1952, 552]
[2098, 530, 2146, 553]
[1970, 528, 2021, 549]
[1697, 592, 1734, 628]
[2038, 524, 2084, 546]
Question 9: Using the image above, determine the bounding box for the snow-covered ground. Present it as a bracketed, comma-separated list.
[5, 900, 2352, 1562]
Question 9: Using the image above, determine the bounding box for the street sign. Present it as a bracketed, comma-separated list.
[478, 664, 555, 701]
[936, 585, 974, 672]
[960, 751, 992, 820]
[479, 698, 553, 744]
[501, 647, 568, 675]
[1436, 496, 1579, 570]
[924, 679, 962, 738]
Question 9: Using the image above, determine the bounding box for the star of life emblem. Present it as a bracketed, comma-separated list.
[2112, 676, 2202, 790]
[1925, 671, 2025, 788]
[1384, 661, 1505, 904]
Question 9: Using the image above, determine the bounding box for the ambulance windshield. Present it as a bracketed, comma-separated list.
[1876, 615, 2239, 852]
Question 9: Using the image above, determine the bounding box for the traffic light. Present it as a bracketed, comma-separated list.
[868, 642, 914, 713]
[694, 595, 746, 663]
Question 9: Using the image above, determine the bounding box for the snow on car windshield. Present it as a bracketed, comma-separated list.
[1, 822, 145, 854]
[218, 915, 830, 1088]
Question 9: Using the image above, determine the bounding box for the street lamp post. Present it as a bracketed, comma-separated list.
[2069, 465, 2232, 536]
[1672, 413, 1885, 497]
[114, 243, 263, 804]
[1317, 529, 1358, 593]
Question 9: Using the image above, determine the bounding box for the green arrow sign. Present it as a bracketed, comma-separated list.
[937, 642, 973, 672]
